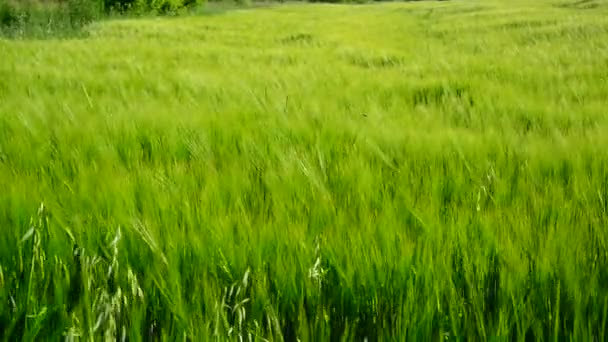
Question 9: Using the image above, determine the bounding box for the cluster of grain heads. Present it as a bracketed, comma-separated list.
[308, 235, 326, 291]
[67, 226, 147, 341]
[0, 203, 151, 340]
[214, 268, 253, 341]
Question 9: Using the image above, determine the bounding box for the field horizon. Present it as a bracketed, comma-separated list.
[1, 0, 608, 340]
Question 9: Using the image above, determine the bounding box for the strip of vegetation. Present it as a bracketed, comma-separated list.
[0, 0, 204, 38]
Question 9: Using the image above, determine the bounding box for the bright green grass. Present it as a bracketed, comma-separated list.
[1, 0, 608, 339]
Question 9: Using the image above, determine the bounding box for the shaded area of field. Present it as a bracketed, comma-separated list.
[1, 0, 608, 339]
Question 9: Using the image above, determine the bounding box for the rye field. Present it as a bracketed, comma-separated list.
[1, 0, 608, 340]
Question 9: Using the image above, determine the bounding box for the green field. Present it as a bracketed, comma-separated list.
[1, 0, 608, 339]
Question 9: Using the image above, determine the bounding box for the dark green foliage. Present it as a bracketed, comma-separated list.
[0, 1, 18, 27]
[0, 0, 204, 37]
[104, 0, 138, 12]
[0, 0, 102, 37]
[66, 0, 103, 24]
[104, 0, 205, 13]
